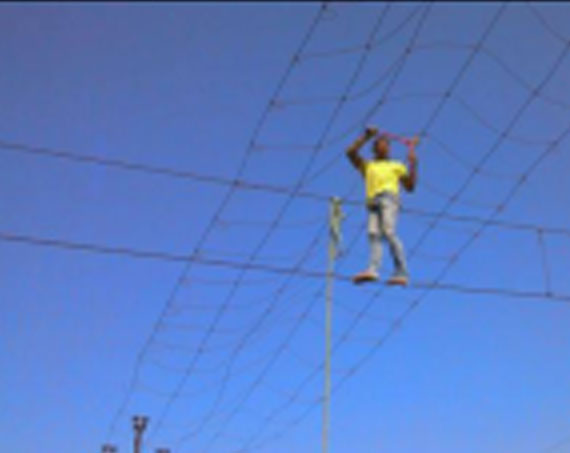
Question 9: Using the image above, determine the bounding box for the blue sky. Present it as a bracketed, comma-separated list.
[1, 2, 570, 453]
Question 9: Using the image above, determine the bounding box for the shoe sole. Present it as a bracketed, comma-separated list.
[352, 275, 379, 284]
[386, 277, 408, 286]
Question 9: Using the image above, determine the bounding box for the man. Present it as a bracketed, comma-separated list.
[346, 126, 418, 286]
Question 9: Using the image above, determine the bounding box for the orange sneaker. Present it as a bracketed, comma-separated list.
[352, 270, 379, 284]
[386, 273, 409, 286]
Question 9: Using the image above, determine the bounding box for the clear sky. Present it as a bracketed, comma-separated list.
[1, 2, 570, 453]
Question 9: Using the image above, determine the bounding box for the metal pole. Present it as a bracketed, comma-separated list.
[323, 196, 343, 453]
[132, 415, 149, 453]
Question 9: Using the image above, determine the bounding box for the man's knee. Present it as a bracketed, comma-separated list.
[368, 232, 381, 242]
[380, 224, 396, 239]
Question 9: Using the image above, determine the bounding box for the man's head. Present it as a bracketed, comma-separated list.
[373, 134, 391, 159]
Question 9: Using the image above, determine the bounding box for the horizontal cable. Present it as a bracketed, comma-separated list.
[1, 230, 568, 303]
[1, 140, 568, 236]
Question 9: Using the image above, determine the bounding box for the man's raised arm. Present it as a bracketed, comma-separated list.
[402, 136, 419, 192]
[346, 126, 377, 173]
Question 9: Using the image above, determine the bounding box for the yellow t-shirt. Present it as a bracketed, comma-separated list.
[363, 159, 408, 200]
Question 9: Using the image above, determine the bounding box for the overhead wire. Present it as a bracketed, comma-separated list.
[170, 6, 406, 447]
[102, 2, 332, 443]
[1, 231, 567, 304]
[177, 6, 440, 450]
[224, 4, 570, 450]
[143, 3, 410, 445]
[526, 3, 569, 44]
[299, 4, 423, 60]
[198, 6, 515, 447]
[2, 3, 568, 451]
[237, 65, 570, 453]
[537, 229, 554, 297]
[3, 139, 570, 236]
[168, 4, 570, 451]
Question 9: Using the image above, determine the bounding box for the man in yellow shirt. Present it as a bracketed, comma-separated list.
[346, 126, 418, 285]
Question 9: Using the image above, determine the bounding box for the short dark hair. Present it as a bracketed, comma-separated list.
[374, 134, 391, 146]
